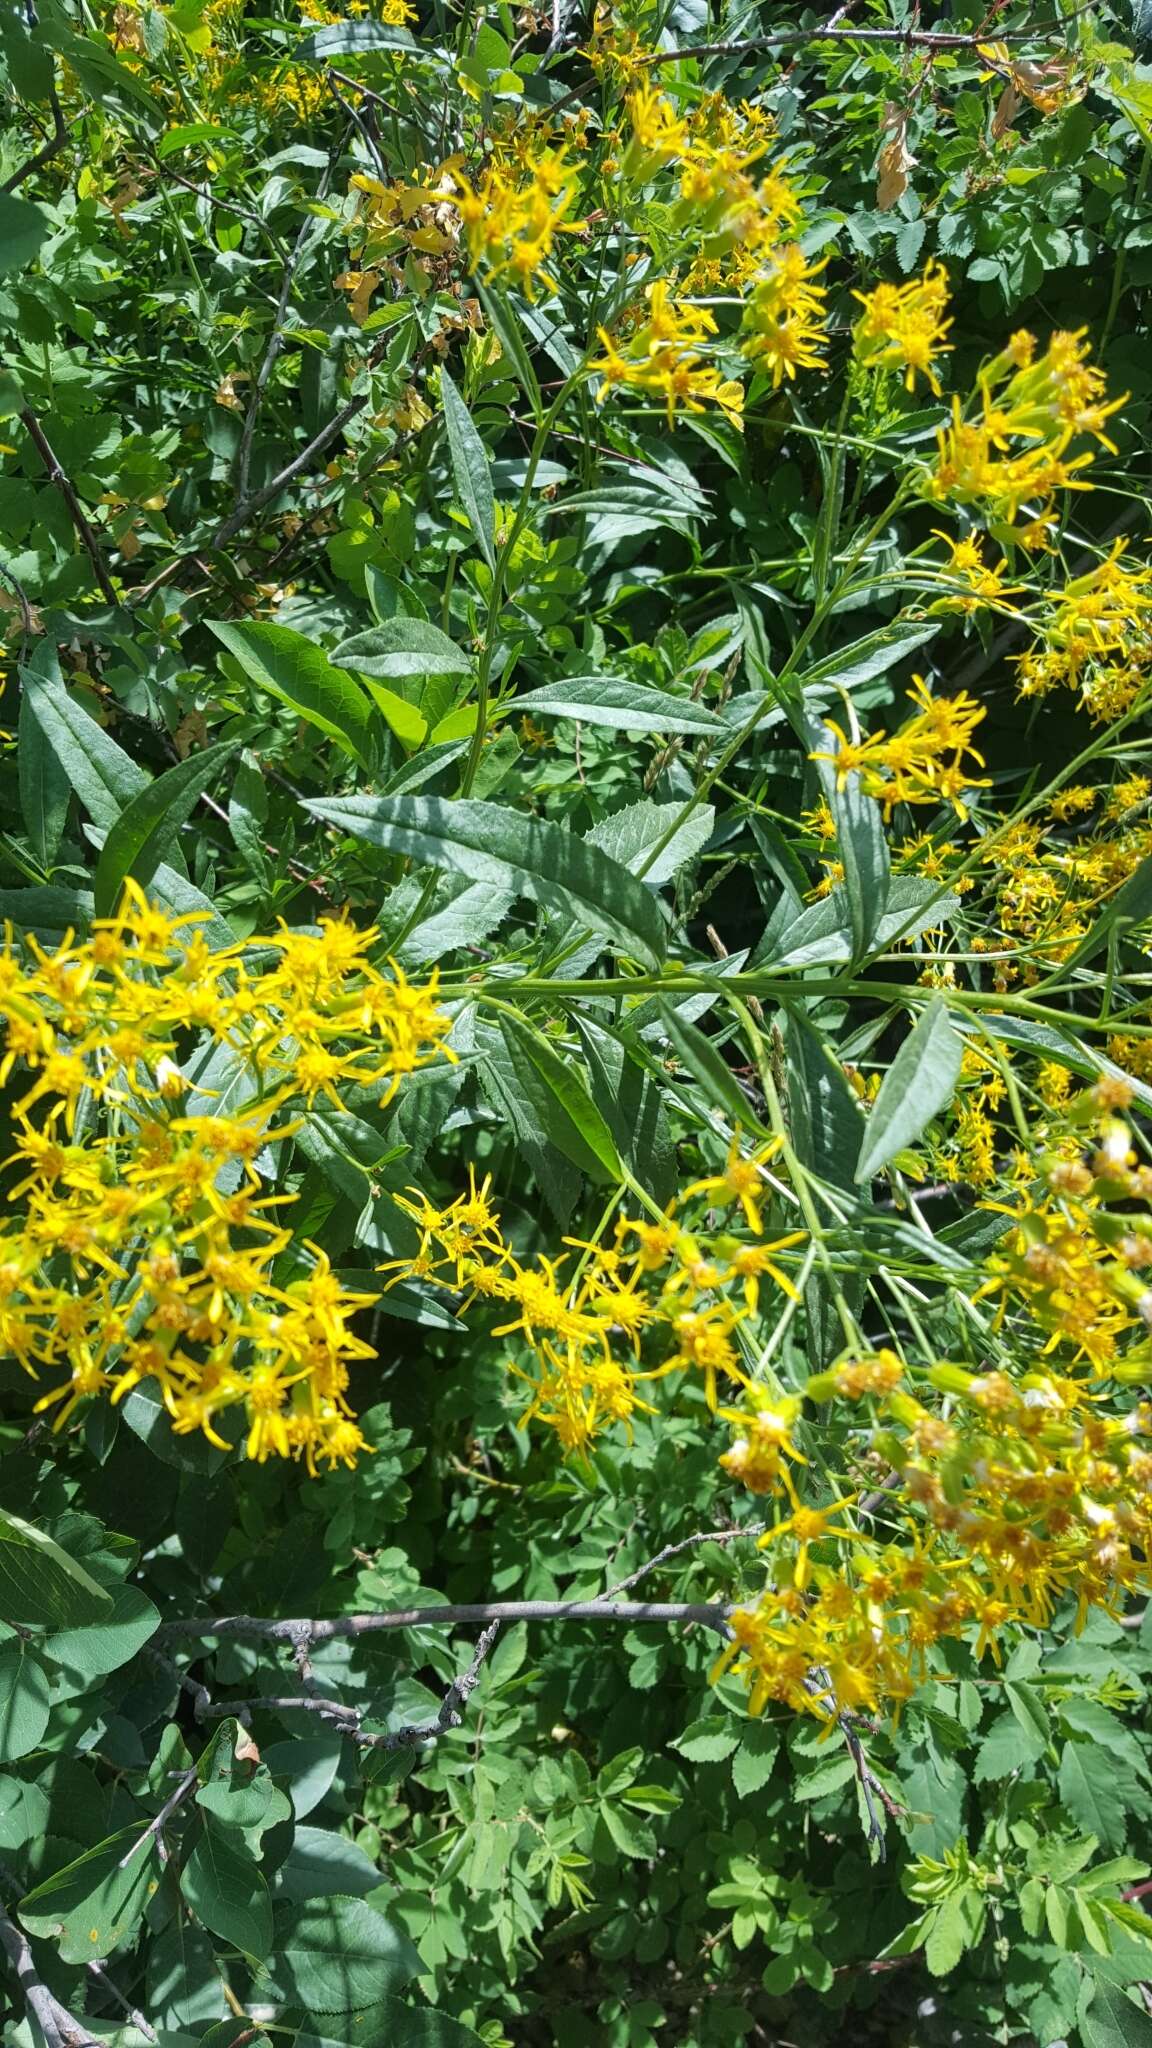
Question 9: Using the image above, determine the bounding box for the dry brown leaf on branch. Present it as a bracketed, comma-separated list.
[877, 104, 916, 212]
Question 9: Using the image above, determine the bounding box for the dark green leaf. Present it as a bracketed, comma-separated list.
[855, 998, 963, 1184]
[810, 717, 890, 962]
[493, 1013, 622, 1184]
[181, 1820, 273, 1961]
[660, 1003, 760, 1130]
[21, 669, 148, 830]
[0, 1510, 112, 1629]
[0, 1642, 51, 1761]
[1081, 1979, 1152, 2048]
[0, 194, 49, 277]
[439, 369, 496, 571]
[38, 1581, 160, 1682]
[18, 685, 70, 868]
[272, 1896, 421, 2009]
[93, 742, 236, 917]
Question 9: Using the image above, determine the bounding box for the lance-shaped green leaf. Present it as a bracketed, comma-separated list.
[93, 741, 237, 916]
[660, 1003, 762, 1131]
[305, 794, 667, 968]
[19, 1826, 162, 1962]
[21, 667, 148, 830]
[297, 18, 432, 58]
[511, 677, 729, 737]
[440, 369, 496, 571]
[207, 620, 375, 767]
[18, 684, 70, 868]
[1081, 1979, 1152, 2048]
[331, 618, 473, 680]
[0, 1509, 112, 1629]
[810, 716, 890, 963]
[798, 620, 942, 693]
[479, 285, 542, 421]
[854, 997, 963, 1184]
[494, 1013, 623, 1184]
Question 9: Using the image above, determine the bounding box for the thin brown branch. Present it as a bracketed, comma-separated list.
[197, 1692, 361, 1728]
[159, 1597, 735, 1643]
[117, 1768, 198, 1868]
[86, 1963, 158, 2045]
[600, 1525, 764, 1601]
[0, 554, 35, 638]
[634, 19, 1077, 64]
[192, 1623, 504, 1751]
[211, 388, 371, 550]
[19, 409, 118, 604]
[157, 164, 281, 238]
[2, 85, 67, 195]
[361, 1617, 504, 1750]
[235, 131, 346, 503]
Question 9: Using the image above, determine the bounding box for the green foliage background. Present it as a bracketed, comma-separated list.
[5, 0, 1152, 2044]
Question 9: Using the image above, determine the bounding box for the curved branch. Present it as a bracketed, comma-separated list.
[159, 1597, 735, 1643]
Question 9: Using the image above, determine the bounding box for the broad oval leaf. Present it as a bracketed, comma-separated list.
[854, 997, 963, 1184]
[0, 193, 49, 277]
[181, 1819, 273, 1961]
[0, 1509, 112, 1629]
[305, 793, 667, 968]
[38, 1580, 160, 1682]
[0, 1642, 52, 1761]
[272, 1895, 421, 2009]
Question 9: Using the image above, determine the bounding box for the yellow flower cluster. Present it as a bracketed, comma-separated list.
[740, 245, 829, 390]
[928, 325, 1123, 530]
[813, 676, 991, 821]
[930, 531, 1021, 615]
[587, 84, 831, 403]
[1015, 542, 1152, 723]
[974, 779, 1152, 972]
[0, 885, 454, 1467]
[852, 260, 953, 395]
[380, 1138, 804, 1454]
[451, 149, 585, 297]
[718, 1094, 1152, 1722]
[589, 280, 744, 428]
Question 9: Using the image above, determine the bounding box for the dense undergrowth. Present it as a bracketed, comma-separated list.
[4, 0, 1152, 2042]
